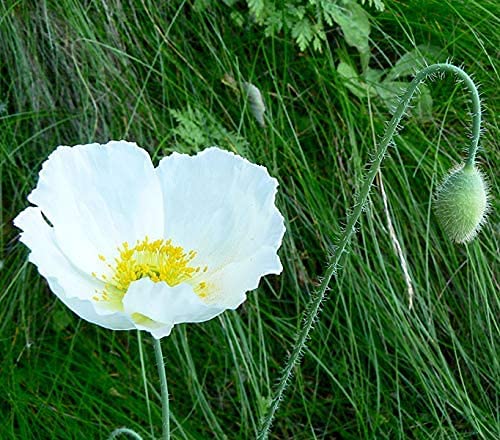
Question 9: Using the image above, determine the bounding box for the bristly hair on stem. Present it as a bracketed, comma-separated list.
[257, 63, 488, 439]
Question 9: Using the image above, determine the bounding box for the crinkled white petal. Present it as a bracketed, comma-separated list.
[26, 141, 164, 276]
[157, 147, 285, 307]
[122, 278, 225, 338]
[204, 246, 282, 307]
[14, 207, 134, 330]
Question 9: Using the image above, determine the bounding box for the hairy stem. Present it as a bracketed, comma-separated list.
[257, 63, 482, 439]
[153, 338, 170, 440]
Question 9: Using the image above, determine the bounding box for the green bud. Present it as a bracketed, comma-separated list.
[434, 164, 489, 243]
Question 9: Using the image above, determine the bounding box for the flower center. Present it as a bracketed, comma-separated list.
[93, 237, 207, 304]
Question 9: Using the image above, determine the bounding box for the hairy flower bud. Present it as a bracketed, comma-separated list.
[434, 164, 489, 243]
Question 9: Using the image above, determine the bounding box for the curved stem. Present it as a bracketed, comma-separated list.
[153, 338, 170, 440]
[108, 427, 143, 440]
[257, 63, 482, 439]
[457, 69, 481, 167]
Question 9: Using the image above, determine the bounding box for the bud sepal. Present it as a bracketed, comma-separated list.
[434, 163, 489, 243]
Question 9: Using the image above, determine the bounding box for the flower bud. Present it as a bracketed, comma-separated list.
[434, 164, 489, 243]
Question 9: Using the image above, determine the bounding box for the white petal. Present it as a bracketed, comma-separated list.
[139, 322, 174, 340]
[205, 246, 282, 307]
[14, 207, 134, 330]
[122, 278, 224, 338]
[26, 141, 164, 276]
[156, 147, 285, 306]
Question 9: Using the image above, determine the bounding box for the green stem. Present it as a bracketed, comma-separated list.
[153, 338, 170, 440]
[257, 63, 482, 439]
[108, 427, 143, 440]
[138, 331, 155, 439]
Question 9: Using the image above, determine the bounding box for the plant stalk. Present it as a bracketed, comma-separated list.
[257, 63, 482, 439]
[153, 338, 170, 440]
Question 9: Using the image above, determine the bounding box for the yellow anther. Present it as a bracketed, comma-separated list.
[95, 237, 208, 303]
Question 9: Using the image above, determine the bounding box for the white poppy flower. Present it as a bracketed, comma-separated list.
[14, 141, 285, 338]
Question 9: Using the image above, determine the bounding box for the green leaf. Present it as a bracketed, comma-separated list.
[312, 29, 327, 52]
[360, 0, 385, 11]
[364, 67, 384, 84]
[264, 10, 284, 36]
[337, 61, 377, 99]
[230, 11, 245, 28]
[247, 0, 266, 20]
[386, 45, 442, 81]
[170, 108, 209, 148]
[321, 2, 342, 27]
[327, 3, 371, 56]
[292, 18, 314, 52]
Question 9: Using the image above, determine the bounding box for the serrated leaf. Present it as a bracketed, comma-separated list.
[288, 5, 306, 20]
[321, 2, 342, 27]
[360, 0, 385, 11]
[292, 18, 314, 52]
[264, 11, 284, 36]
[312, 30, 326, 52]
[170, 108, 209, 147]
[248, 0, 265, 20]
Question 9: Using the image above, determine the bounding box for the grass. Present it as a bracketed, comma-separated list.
[1, 0, 498, 439]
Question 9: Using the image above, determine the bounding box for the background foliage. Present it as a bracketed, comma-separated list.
[194, 0, 383, 53]
[1, 0, 498, 439]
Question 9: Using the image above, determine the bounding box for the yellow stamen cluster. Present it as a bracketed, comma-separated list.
[94, 237, 207, 303]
